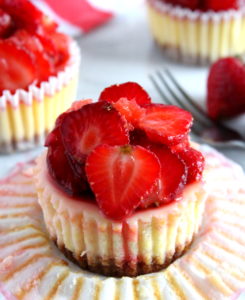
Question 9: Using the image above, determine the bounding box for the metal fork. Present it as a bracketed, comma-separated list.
[149, 69, 245, 149]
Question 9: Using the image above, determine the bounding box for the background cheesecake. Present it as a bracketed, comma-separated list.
[147, 0, 245, 64]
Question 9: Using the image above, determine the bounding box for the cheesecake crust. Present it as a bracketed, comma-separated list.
[54, 238, 194, 277]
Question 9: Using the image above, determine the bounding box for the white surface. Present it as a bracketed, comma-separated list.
[0, 4, 244, 298]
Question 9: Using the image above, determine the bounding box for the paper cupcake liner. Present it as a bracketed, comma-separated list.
[147, 0, 245, 64]
[34, 151, 207, 277]
[0, 40, 80, 154]
[0, 145, 244, 299]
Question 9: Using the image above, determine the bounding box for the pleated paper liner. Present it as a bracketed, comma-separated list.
[147, 0, 245, 65]
[0, 40, 80, 154]
[0, 145, 244, 300]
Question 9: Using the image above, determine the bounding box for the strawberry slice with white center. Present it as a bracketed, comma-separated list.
[99, 82, 151, 106]
[85, 144, 160, 220]
[139, 104, 193, 145]
[61, 101, 130, 163]
[0, 40, 35, 94]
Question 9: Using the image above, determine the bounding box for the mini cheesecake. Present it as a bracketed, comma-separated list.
[147, 0, 245, 64]
[34, 82, 207, 277]
[0, 0, 80, 153]
[35, 151, 206, 277]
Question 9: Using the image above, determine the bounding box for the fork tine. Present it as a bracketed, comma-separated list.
[149, 73, 174, 106]
[155, 70, 211, 129]
[149, 73, 205, 136]
[165, 69, 207, 115]
[164, 69, 215, 127]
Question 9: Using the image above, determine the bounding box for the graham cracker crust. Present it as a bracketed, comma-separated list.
[0, 133, 45, 154]
[53, 238, 194, 277]
[155, 40, 212, 66]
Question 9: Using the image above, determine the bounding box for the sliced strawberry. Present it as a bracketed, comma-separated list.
[0, 8, 13, 38]
[165, 0, 200, 10]
[61, 102, 129, 164]
[46, 125, 88, 188]
[99, 82, 151, 107]
[204, 0, 239, 11]
[33, 31, 70, 73]
[0, 0, 44, 32]
[10, 29, 52, 82]
[130, 129, 187, 207]
[45, 126, 60, 147]
[112, 98, 146, 128]
[85, 144, 160, 220]
[47, 31, 70, 70]
[47, 129, 88, 196]
[40, 14, 58, 33]
[67, 99, 93, 112]
[170, 135, 190, 153]
[45, 99, 93, 147]
[130, 128, 152, 148]
[139, 104, 193, 146]
[139, 144, 187, 208]
[0, 40, 35, 94]
[178, 147, 205, 184]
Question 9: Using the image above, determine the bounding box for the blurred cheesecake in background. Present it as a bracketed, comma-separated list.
[0, 0, 80, 153]
[147, 0, 245, 64]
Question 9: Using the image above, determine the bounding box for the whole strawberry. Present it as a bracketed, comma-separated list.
[207, 57, 245, 120]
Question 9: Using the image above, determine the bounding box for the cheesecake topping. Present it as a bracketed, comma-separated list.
[45, 82, 205, 220]
[0, 0, 70, 95]
[163, 0, 243, 11]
